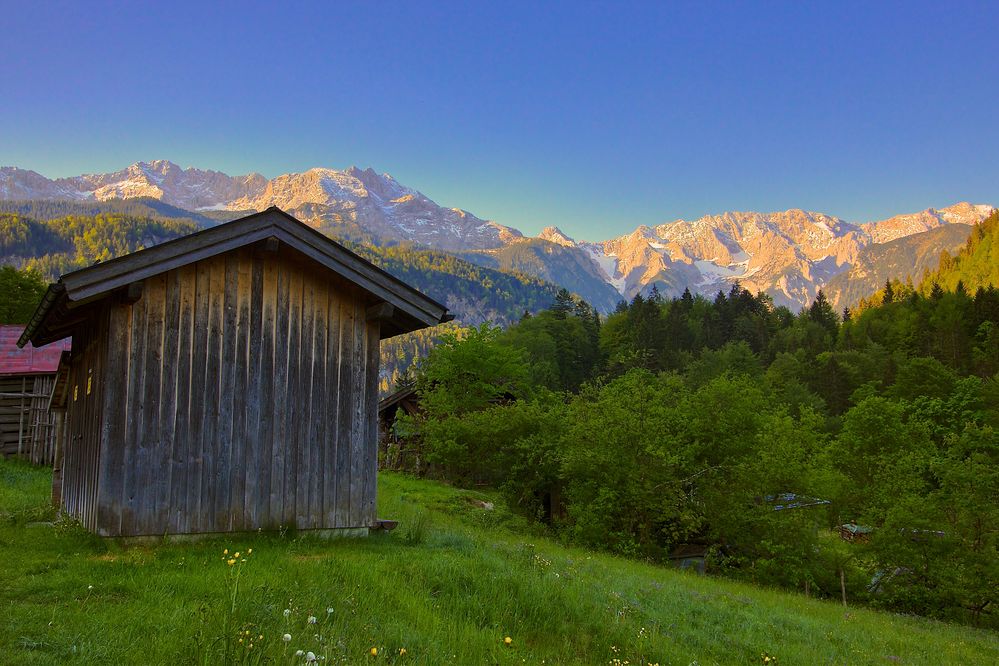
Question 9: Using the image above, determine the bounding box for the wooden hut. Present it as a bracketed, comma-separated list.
[377, 385, 423, 470]
[17, 207, 451, 537]
[0, 325, 71, 465]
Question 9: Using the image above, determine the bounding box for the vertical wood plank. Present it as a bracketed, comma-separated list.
[202, 256, 225, 533]
[297, 271, 316, 529]
[160, 270, 181, 533]
[334, 297, 353, 528]
[282, 264, 303, 528]
[190, 260, 211, 534]
[138, 275, 166, 535]
[364, 318, 381, 526]
[270, 260, 290, 528]
[216, 253, 239, 531]
[171, 264, 196, 535]
[259, 254, 278, 527]
[97, 303, 130, 536]
[309, 277, 327, 529]
[349, 300, 366, 528]
[228, 249, 251, 531]
[323, 285, 341, 528]
[244, 251, 265, 529]
[121, 290, 147, 536]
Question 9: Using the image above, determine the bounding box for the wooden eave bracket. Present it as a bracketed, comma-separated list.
[366, 302, 395, 322]
[120, 282, 143, 304]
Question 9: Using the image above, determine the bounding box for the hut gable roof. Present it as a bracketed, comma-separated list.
[18, 207, 451, 347]
[0, 325, 71, 376]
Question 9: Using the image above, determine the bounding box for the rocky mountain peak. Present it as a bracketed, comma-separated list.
[1, 159, 994, 311]
[538, 226, 576, 247]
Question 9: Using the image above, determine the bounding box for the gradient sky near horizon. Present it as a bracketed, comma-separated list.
[1, 1, 997, 239]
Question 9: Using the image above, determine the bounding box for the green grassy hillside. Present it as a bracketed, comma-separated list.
[1, 459, 996, 665]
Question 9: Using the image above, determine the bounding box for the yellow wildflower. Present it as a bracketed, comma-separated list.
[370, 646, 378, 656]
[234, 552, 240, 558]
[223, 549, 228, 555]
[227, 558, 236, 565]
[504, 636, 513, 646]
[399, 647, 407, 656]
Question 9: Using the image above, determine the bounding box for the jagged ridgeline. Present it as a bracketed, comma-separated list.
[0, 203, 559, 391]
[853, 208, 999, 312]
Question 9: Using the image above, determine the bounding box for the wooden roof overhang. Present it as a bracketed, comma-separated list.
[18, 207, 452, 348]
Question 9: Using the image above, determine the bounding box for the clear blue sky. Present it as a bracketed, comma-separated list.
[1, 1, 997, 239]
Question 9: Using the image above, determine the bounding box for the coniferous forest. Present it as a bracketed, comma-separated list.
[393, 212, 999, 628]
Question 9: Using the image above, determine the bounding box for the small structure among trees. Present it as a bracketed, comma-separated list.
[17, 207, 450, 537]
[377, 385, 423, 471]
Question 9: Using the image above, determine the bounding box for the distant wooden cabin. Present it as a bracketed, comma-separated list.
[0, 325, 71, 465]
[377, 386, 423, 470]
[17, 207, 450, 537]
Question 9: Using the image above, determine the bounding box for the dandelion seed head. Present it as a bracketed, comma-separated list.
[284, 608, 292, 617]
[283, 633, 292, 642]
[307, 615, 317, 624]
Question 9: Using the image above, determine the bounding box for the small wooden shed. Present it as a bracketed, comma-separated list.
[377, 385, 423, 470]
[18, 207, 450, 537]
[0, 325, 71, 465]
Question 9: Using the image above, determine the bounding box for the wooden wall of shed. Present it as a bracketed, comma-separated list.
[94, 246, 380, 537]
[62, 307, 109, 532]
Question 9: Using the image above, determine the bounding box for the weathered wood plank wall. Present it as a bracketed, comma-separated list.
[79, 246, 380, 537]
[63, 306, 109, 532]
[0, 375, 59, 465]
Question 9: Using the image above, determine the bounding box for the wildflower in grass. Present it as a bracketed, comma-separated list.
[308, 615, 317, 624]
[224, 549, 228, 555]
[370, 646, 378, 656]
[306, 651, 317, 662]
[326, 607, 334, 614]
[248, 548, 252, 554]
[504, 636, 513, 646]
[399, 648, 407, 656]
[284, 608, 292, 617]
[295, 650, 304, 657]
[227, 558, 236, 566]
[283, 633, 292, 642]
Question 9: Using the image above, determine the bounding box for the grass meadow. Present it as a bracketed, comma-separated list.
[1, 457, 996, 664]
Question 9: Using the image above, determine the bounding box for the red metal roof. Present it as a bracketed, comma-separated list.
[0, 325, 70, 376]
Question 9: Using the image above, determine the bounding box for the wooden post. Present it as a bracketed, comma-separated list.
[840, 568, 847, 607]
[51, 411, 64, 508]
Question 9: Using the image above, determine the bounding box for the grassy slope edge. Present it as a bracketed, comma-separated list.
[0, 459, 996, 665]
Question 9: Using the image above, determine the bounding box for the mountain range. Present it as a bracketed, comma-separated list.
[1, 160, 993, 311]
